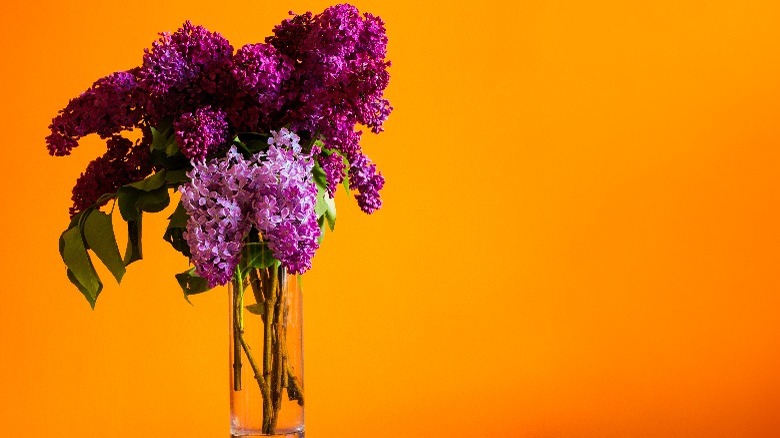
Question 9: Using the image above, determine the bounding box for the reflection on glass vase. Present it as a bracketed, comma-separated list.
[229, 266, 304, 438]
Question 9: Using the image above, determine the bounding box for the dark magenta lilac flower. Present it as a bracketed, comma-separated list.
[139, 21, 234, 96]
[318, 152, 346, 197]
[231, 43, 292, 112]
[349, 153, 385, 214]
[46, 70, 142, 156]
[70, 132, 153, 216]
[174, 106, 230, 161]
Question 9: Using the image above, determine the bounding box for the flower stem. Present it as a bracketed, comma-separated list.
[232, 273, 244, 391]
[238, 328, 272, 422]
[234, 265, 305, 434]
[262, 265, 279, 433]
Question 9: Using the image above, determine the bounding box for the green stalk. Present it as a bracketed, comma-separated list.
[232, 272, 244, 391]
[236, 265, 305, 434]
[262, 265, 279, 433]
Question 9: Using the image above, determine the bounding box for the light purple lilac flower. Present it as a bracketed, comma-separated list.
[180, 129, 320, 285]
[253, 130, 320, 274]
[174, 106, 230, 161]
[180, 147, 256, 287]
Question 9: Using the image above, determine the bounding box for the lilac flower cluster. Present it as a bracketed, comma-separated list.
[139, 21, 235, 112]
[174, 106, 230, 161]
[266, 4, 392, 212]
[70, 132, 152, 216]
[180, 129, 319, 286]
[252, 130, 320, 274]
[180, 147, 256, 286]
[48, 5, 390, 279]
[46, 70, 142, 157]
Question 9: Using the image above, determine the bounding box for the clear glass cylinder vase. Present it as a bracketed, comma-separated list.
[229, 266, 304, 437]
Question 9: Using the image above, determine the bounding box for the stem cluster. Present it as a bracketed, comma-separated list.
[232, 265, 304, 435]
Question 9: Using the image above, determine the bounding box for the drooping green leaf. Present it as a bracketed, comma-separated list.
[176, 267, 211, 300]
[312, 160, 337, 231]
[163, 201, 191, 257]
[245, 303, 265, 315]
[124, 217, 143, 266]
[118, 172, 171, 222]
[60, 226, 102, 308]
[83, 210, 125, 283]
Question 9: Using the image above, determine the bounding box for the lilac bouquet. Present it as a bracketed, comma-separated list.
[48, 4, 390, 435]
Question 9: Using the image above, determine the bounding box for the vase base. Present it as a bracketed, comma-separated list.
[231, 428, 304, 438]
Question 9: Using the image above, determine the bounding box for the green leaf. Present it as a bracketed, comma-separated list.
[163, 201, 191, 257]
[176, 267, 211, 300]
[341, 153, 351, 195]
[124, 217, 143, 266]
[323, 192, 336, 231]
[245, 303, 265, 315]
[151, 119, 174, 152]
[314, 188, 328, 217]
[316, 215, 327, 245]
[118, 172, 171, 222]
[165, 168, 189, 186]
[312, 161, 328, 192]
[83, 210, 125, 283]
[60, 226, 102, 308]
[127, 170, 167, 192]
[242, 242, 277, 270]
[343, 173, 351, 195]
[312, 159, 337, 231]
[314, 184, 337, 231]
[151, 148, 189, 169]
[165, 137, 180, 156]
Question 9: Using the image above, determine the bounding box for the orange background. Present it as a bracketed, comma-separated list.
[1, 0, 780, 436]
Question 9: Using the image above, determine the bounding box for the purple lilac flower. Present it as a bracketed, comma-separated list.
[348, 153, 385, 214]
[268, 128, 301, 151]
[139, 21, 234, 95]
[252, 131, 320, 274]
[139, 21, 235, 124]
[318, 152, 346, 197]
[231, 43, 292, 112]
[180, 129, 320, 284]
[70, 132, 153, 216]
[179, 147, 256, 287]
[266, 5, 392, 210]
[46, 70, 142, 156]
[174, 106, 230, 161]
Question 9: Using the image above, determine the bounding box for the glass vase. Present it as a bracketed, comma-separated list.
[229, 266, 304, 437]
